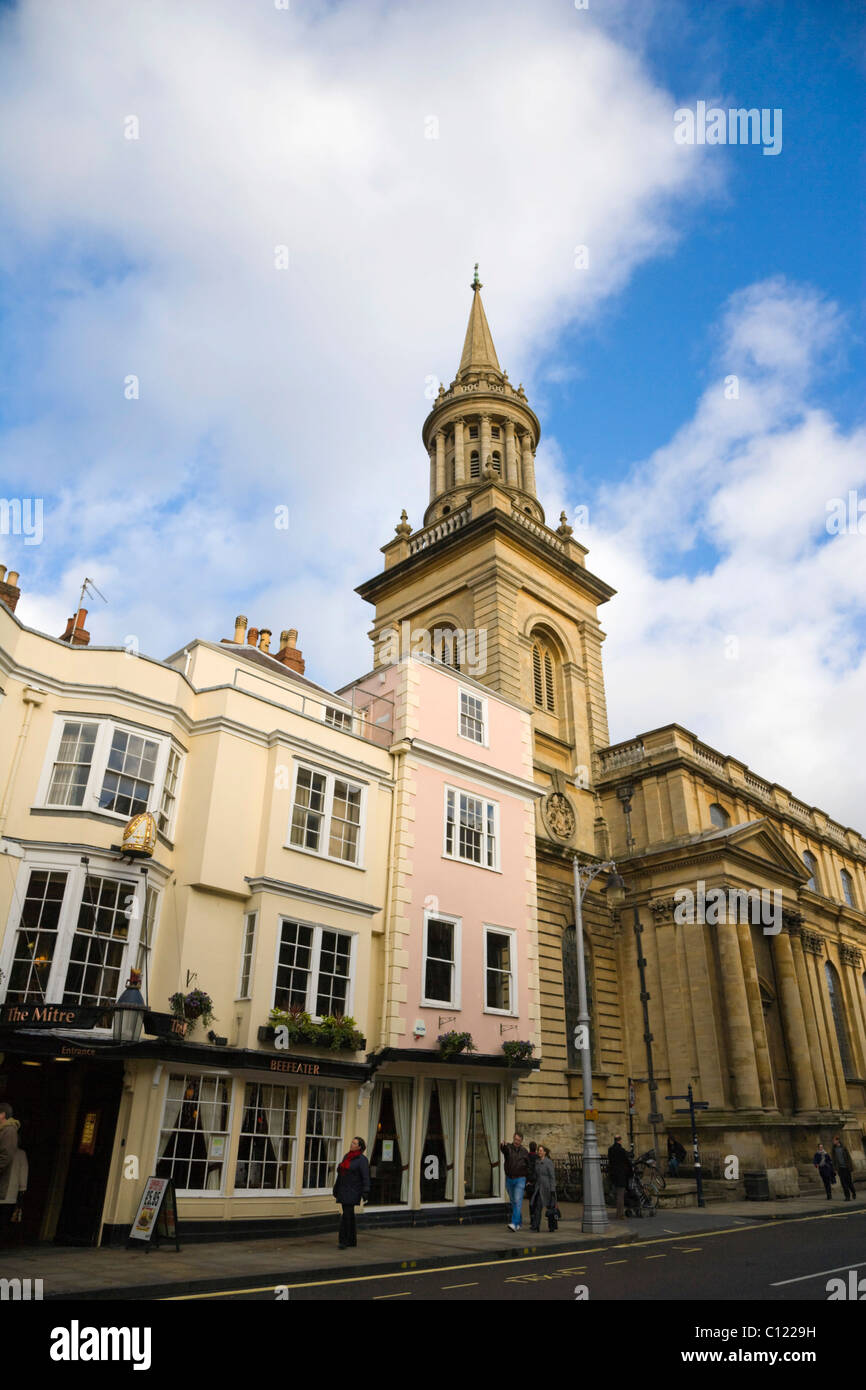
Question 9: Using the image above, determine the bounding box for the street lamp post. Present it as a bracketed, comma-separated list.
[573, 856, 625, 1234]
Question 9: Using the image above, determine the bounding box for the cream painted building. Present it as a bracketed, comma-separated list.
[0, 576, 540, 1244]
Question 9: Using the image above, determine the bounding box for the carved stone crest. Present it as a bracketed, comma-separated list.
[541, 791, 576, 843]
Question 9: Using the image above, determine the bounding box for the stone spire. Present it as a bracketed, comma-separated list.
[418, 272, 544, 528]
[457, 264, 502, 380]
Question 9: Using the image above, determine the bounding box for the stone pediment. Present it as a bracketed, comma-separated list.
[685, 819, 810, 884]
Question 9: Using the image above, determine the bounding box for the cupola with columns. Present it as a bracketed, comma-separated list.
[421, 266, 544, 528]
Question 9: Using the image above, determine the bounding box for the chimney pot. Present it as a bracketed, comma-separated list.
[286, 628, 298, 648]
[0, 567, 22, 614]
[279, 629, 290, 649]
[259, 628, 272, 653]
[247, 627, 259, 646]
[74, 608, 88, 630]
[233, 614, 248, 643]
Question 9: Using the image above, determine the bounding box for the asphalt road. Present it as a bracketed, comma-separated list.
[167, 1206, 865, 1302]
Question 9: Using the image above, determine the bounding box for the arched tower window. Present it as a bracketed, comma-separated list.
[491, 451, 501, 475]
[469, 451, 480, 479]
[431, 624, 460, 671]
[825, 961, 854, 1080]
[531, 639, 555, 713]
[840, 869, 856, 908]
[709, 803, 731, 830]
[803, 851, 820, 893]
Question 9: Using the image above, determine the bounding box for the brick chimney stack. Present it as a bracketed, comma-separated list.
[0, 566, 21, 614]
[59, 609, 91, 646]
[274, 627, 305, 675]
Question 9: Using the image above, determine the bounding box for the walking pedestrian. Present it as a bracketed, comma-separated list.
[831, 1135, 857, 1201]
[332, 1136, 370, 1248]
[530, 1144, 557, 1233]
[525, 1141, 538, 1211]
[0, 1103, 22, 1239]
[607, 1133, 633, 1220]
[500, 1130, 530, 1231]
[813, 1142, 835, 1199]
[667, 1133, 686, 1177]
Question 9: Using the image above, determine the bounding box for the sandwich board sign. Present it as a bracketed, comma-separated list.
[128, 1176, 180, 1251]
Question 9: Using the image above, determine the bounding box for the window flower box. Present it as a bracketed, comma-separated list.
[260, 1010, 366, 1052]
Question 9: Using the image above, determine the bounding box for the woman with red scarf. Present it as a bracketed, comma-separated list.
[333, 1136, 371, 1248]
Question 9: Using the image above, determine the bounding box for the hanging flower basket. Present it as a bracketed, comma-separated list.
[169, 989, 215, 1032]
[437, 1030, 476, 1060]
[502, 1039, 535, 1066]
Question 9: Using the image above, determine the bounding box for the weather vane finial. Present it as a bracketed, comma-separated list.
[471, 262, 482, 292]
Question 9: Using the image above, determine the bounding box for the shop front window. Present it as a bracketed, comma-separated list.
[419, 1078, 455, 1203]
[234, 1082, 299, 1192]
[302, 1085, 344, 1191]
[367, 1079, 414, 1205]
[156, 1073, 231, 1194]
[464, 1082, 501, 1199]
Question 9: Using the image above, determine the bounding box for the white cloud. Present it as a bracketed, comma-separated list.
[566, 279, 866, 827]
[0, 0, 711, 678]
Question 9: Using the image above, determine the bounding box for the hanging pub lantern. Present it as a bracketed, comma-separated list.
[113, 969, 147, 1044]
[121, 811, 157, 858]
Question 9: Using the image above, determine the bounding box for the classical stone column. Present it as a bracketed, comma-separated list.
[434, 431, 445, 496]
[806, 933, 848, 1110]
[841, 944, 866, 1077]
[505, 419, 518, 485]
[453, 419, 465, 486]
[521, 432, 537, 494]
[717, 918, 763, 1109]
[737, 920, 776, 1109]
[480, 414, 491, 475]
[790, 925, 830, 1108]
[772, 918, 817, 1112]
[428, 448, 436, 502]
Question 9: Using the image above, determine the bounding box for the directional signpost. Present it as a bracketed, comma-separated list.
[666, 1083, 709, 1208]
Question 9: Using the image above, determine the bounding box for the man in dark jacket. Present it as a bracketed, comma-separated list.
[333, 1136, 371, 1248]
[607, 1134, 633, 1220]
[831, 1135, 857, 1201]
[500, 1131, 530, 1231]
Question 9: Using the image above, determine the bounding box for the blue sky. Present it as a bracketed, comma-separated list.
[0, 0, 863, 822]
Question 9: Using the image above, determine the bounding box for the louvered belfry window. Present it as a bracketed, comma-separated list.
[532, 640, 555, 714]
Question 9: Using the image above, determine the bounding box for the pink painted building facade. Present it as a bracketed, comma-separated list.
[340, 656, 541, 1214]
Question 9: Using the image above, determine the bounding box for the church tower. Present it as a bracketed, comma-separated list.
[358, 271, 627, 1149]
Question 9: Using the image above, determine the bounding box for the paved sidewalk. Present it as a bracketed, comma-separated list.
[1, 1192, 860, 1300]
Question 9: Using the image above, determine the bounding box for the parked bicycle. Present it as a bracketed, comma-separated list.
[633, 1148, 665, 1194]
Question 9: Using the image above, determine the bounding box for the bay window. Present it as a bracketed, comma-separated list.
[288, 762, 365, 865]
[39, 715, 183, 830]
[274, 918, 355, 1018]
[1, 857, 157, 1017]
